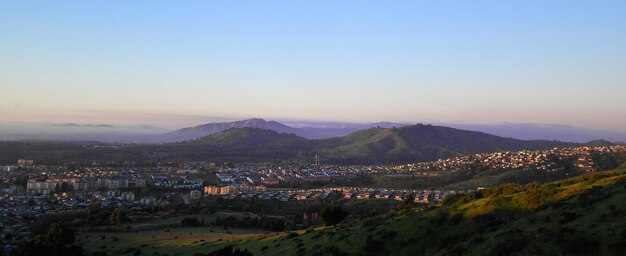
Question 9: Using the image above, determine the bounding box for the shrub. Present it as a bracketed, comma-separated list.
[206, 245, 254, 256]
[285, 232, 299, 239]
[320, 206, 349, 226]
[181, 217, 202, 227]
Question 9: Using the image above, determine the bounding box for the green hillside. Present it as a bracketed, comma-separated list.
[318, 124, 576, 164]
[190, 127, 309, 150]
[224, 168, 626, 256]
[583, 139, 616, 147]
[161, 118, 302, 142]
[174, 124, 576, 164]
[160, 128, 314, 162]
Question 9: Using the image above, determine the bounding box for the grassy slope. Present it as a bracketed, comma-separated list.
[230, 167, 626, 256]
[318, 124, 576, 164]
[80, 228, 269, 256]
[161, 128, 314, 162]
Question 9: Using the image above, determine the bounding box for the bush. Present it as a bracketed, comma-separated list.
[518, 183, 551, 210]
[483, 183, 523, 198]
[320, 206, 348, 226]
[181, 217, 202, 227]
[285, 232, 299, 239]
[325, 246, 349, 256]
[206, 245, 254, 256]
[364, 235, 384, 254]
[558, 231, 600, 255]
[488, 229, 528, 256]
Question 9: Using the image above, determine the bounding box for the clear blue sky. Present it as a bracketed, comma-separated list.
[1, 1, 625, 132]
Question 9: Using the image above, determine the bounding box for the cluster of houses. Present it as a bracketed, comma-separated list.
[153, 178, 203, 189]
[203, 185, 267, 195]
[212, 166, 353, 186]
[25, 177, 147, 195]
[202, 186, 458, 204]
[393, 145, 626, 173]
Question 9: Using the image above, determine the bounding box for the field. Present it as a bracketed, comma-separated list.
[78, 211, 281, 255]
[79, 227, 272, 256]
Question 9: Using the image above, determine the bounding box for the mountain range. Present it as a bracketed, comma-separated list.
[443, 123, 626, 143]
[158, 123, 580, 164]
[0, 120, 615, 165]
[159, 118, 408, 142]
[2, 118, 624, 144]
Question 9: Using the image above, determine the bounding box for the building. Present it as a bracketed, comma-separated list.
[140, 197, 155, 205]
[2, 165, 18, 172]
[121, 191, 135, 201]
[177, 169, 199, 174]
[204, 185, 233, 195]
[246, 176, 262, 185]
[190, 190, 202, 199]
[204, 185, 266, 195]
[17, 159, 34, 166]
[132, 178, 147, 188]
[215, 173, 234, 183]
[26, 179, 55, 195]
[26, 178, 94, 194]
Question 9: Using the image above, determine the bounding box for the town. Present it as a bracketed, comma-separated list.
[1, 145, 623, 222]
[1, 145, 625, 253]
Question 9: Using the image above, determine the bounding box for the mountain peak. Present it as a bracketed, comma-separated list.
[583, 139, 615, 147]
[161, 118, 300, 142]
[242, 118, 267, 123]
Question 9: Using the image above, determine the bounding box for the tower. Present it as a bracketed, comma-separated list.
[315, 154, 320, 167]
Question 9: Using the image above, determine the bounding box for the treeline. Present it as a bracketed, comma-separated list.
[211, 216, 287, 232]
[7, 223, 84, 256]
[203, 245, 254, 256]
[178, 215, 287, 232]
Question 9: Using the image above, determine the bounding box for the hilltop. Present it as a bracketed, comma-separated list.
[160, 118, 302, 142]
[159, 128, 313, 162]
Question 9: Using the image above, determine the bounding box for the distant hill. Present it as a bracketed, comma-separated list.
[582, 139, 616, 147]
[160, 124, 576, 164]
[154, 128, 316, 162]
[161, 118, 302, 142]
[160, 118, 410, 142]
[0, 124, 595, 165]
[317, 124, 576, 164]
[444, 123, 626, 143]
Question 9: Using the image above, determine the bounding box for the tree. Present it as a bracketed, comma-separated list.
[15, 223, 83, 256]
[519, 183, 547, 210]
[109, 208, 126, 226]
[320, 206, 348, 226]
[60, 182, 71, 192]
[206, 245, 253, 256]
[181, 217, 201, 227]
[27, 197, 36, 206]
[40, 222, 76, 246]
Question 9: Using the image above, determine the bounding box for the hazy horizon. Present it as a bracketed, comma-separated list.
[1, 115, 626, 144]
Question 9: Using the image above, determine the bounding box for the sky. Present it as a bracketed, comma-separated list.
[1, 1, 625, 132]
